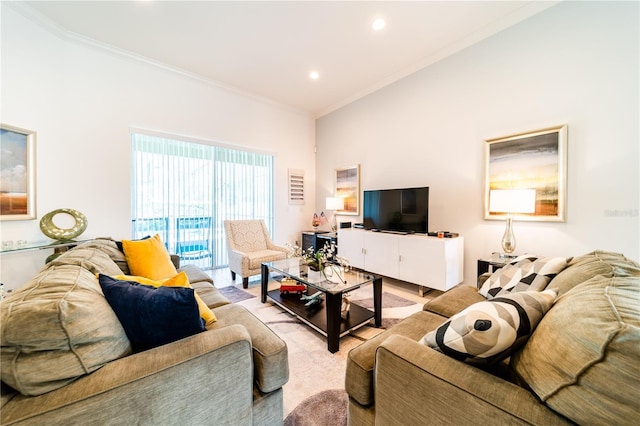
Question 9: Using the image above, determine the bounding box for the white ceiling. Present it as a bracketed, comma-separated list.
[21, 1, 559, 117]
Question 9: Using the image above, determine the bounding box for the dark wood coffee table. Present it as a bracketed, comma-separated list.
[261, 258, 382, 353]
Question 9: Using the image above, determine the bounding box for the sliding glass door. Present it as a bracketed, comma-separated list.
[131, 131, 274, 269]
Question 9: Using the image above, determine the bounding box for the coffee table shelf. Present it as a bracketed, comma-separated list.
[261, 258, 382, 353]
[266, 287, 375, 338]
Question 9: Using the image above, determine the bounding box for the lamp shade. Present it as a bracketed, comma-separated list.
[325, 197, 344, 211]
[489, 189, 536, 214]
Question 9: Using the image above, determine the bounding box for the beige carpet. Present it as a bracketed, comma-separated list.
[233, 278, 438, 417]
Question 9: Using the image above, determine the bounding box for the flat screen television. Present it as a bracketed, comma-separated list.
[363, 187, 429, 234]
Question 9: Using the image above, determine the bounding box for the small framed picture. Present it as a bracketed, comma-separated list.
[1, 124, 37, 221]
[335, 164, 360, 215]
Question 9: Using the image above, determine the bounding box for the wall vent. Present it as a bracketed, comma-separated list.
[288, 169, 305, 205]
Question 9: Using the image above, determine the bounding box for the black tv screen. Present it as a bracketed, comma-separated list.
[363, 187, 429, 234]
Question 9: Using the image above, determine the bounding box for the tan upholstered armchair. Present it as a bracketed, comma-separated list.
[224, 219, 288, 288]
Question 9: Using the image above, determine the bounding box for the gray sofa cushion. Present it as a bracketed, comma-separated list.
[178, 264, 230, 309]
[346, 310, 447, 406]
[548, 250, 639, 296]
[511, 271, 640, 424]
[209, 304, 288, 393]
[0, 263, 131, 396]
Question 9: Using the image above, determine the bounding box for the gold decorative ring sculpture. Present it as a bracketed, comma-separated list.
[40, 208, 88, 241]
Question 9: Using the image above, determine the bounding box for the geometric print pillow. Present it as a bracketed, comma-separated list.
[421, 289, 557, 366]
[479, 256, 567, 299]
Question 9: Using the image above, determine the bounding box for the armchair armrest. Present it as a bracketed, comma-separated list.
[266, 241, 288, 253]
[374, 335, 570, 426]
[2, 325, 255, 426]
[228, 248, 248, 272]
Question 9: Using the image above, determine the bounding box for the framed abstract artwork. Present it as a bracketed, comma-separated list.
[1, 124, 37, 221]
[484, 125, 567, 222]
[335, 164, 360, 215]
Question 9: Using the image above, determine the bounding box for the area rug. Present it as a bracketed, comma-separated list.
[218, 286, 256, 303]
[235, 283, 428, 416]
[284, 389, 348, 426]
[351, 291, 419, 309]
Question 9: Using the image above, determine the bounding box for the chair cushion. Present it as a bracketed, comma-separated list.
[98, 275, 205, 352]
[1, 265, 131, 396]
[209, 304, 288, 393]
[121, 234, 177, 280]
[421, 289, 557, 365]
[247, 249, 288, 270]
[510, 273, 640, 425]
[479, 256, 567, 298]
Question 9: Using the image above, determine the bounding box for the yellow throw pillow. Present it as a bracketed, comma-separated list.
[112, 272, 217, 325]
[122, 234, 177, 280]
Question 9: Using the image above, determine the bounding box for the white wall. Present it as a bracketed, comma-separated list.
[316, 1, 639, 287]
[0, 4, 316, 289]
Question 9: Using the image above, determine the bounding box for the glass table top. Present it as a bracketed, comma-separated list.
[0, 239, 89, 254]
[264, 257, 377, 294]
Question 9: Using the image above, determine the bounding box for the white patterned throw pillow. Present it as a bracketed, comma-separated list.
[479, 256, 567, 299]
[421, 289, 557, 365]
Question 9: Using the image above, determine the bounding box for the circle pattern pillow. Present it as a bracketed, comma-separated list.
[421, 289, 557, 365]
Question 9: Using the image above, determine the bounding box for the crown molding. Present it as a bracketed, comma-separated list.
[5, 1, 312, 119]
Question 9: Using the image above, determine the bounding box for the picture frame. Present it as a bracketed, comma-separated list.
[335, 164, 360, 215]
[1, 124, 37, 221]
[484, 125, 567, 222]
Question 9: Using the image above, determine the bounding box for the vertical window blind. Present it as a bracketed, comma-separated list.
[131, 131, 275, 269]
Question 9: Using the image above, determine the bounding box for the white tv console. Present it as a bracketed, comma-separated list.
[337, 228, 464, 295]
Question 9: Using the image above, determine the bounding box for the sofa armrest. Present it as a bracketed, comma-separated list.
[423, 284, 485, 317]
[374, 335, 571, 426]
[170, 254, 180, 269]
[2, 325, 255, 426]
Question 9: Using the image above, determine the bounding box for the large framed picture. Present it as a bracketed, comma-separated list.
[1, 124, 37, 221]
[484, 125, 567, 222]
[335, 164, 360, 215]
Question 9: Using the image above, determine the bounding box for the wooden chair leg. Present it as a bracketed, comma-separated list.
[231, 271, 236, 280]
[242, 277, 249, 289]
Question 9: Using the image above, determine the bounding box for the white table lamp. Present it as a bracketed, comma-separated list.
[325, 197, 345, 232]
[489, 189, 536, 257]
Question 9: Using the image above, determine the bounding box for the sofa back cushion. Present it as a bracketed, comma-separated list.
[547, 250, 638, 296]
[510, 269, 640, 424]
[1, 261, 131, 396]
[45, 244, 125, 277]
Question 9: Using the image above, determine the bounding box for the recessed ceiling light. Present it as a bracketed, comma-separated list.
[372, 18, 386, 31]
[310, 71, 320, 80]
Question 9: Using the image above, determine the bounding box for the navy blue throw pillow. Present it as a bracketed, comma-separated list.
[98, 274, 205, 352]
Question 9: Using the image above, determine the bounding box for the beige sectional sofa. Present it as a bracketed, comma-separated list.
[346, 250, 639, 425]
[1, 239, 288, 425]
